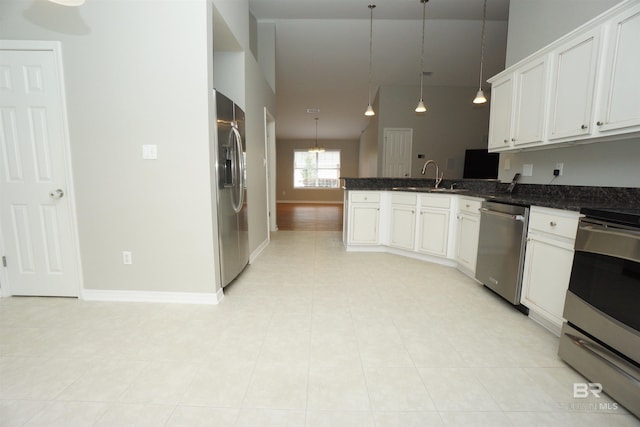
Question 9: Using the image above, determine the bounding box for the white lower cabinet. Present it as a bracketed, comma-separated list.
[389, 193, 417, 250]
[347, 191, 380, 245]
[455, 198, 482, 274]
[521, 206, 580, 335]
[417, 194, 451, 257]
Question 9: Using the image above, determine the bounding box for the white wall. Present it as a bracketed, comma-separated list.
[500, 0, 638, 187]
[0, 0, 217, 294]
[377, 85, 490, 179]
[505, 0, 622, 67]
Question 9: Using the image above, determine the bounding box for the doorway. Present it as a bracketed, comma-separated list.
[276, 203, 343, 231]
[382, 128, 413, 177]
[0, 41, 82, 297]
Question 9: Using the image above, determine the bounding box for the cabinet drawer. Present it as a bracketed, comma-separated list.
[420, 194, 450, 209]
[392, 193, 417, 205]
[350, 192, 380, 203]
[458, 198, 482, 215]
[529, 209, 579, 239]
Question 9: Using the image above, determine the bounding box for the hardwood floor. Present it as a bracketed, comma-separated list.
[276, 203, 343, 231]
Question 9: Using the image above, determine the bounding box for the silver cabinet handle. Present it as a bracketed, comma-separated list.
[597, 121, 603, 126]
[549, 221, 557, 227]
[581, 124, 587, 129]
[49, 189, 64, 199]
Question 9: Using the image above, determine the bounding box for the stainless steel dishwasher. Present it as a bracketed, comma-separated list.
[475, 201, 529, 313]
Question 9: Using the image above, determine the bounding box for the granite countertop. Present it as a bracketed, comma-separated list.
[341, 177, 640, 211]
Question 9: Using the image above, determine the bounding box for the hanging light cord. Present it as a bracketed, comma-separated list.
[368, 5, 375, 106]
[419, 0, 427, 100]
[478, 0, 487, 90]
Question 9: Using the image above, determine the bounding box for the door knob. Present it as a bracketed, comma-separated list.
[49, 189, 64, 199]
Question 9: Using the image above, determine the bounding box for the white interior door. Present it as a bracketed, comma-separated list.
[0, 45, 81, 297]
[382, 128, 412, 177]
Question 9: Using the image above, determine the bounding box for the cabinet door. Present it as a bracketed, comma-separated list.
[512, 57, 548, 146]
[488, 75, 514, 151]
[521, 235, 575, 331]
[349, 204, 379, 245]
[597, 4, 640, 133]
[389, 205, 416, 250]
[548, 29, 600, 140]
[456, 213, 480, 273]
[417, 208, 449, 256]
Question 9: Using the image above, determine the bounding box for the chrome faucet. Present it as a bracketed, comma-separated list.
[421, 159, 444, 188]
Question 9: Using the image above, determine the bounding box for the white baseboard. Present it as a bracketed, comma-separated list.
[81, 288, 224, 305]
[528, 309, 562, 337]
[250, 238, 269, 263]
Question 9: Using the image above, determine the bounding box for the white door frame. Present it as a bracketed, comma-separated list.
[0, 40, 83, 297]
[264, 107, 277, 233]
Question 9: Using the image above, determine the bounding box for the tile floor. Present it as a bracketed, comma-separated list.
[1, 230, 638, 426]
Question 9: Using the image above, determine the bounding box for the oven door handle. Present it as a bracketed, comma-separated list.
[576, 222, 640, 263]
[479, 208, 525, 222]
[566, 333, 640, 386]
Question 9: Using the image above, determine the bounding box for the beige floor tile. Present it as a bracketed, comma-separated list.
[94, 403, 174, 426]
[364, 367, 436, 411]
[306, 410, 375, 427]
[165, 406, 239, 427]
[242, 362, 308, 409]
[0, 231, 632, 426]
[307, 366, 371, 411]
[235, 408, 306, 426]
[373, 411, 444, 427]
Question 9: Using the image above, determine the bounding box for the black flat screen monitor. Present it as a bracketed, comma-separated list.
[463, 149, 499, 179]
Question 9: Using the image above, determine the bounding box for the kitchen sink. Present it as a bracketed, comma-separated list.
[391, 187, 469, 194]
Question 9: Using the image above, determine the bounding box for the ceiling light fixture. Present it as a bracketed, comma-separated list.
[415, 0, 428, 113]
[309, 117, 325, 153]
[47, 0, 85, 6]
[473, 0, 488, 104]
[364, 4, 377, 117]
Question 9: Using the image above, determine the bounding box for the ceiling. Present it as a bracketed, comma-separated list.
[248, 0, 510, 140]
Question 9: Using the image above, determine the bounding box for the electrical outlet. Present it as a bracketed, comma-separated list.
[522, 164, 533, 177]
[555, 162, 564, 176]
[142, 144, 157, 160]
[122, 251, 132, 265]
[504, 158, 511, 170]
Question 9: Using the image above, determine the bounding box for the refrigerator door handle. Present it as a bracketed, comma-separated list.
[231, 123, 245, 214]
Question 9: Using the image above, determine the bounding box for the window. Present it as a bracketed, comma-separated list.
[293, 150, 341, 189]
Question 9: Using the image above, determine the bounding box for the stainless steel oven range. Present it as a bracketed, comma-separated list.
[558, 207, 640, 418]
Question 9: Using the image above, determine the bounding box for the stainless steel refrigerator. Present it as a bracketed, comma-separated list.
[212, 90, 249, 288]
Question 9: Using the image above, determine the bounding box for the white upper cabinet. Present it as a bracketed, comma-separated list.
[488, 74, 514, 151]
[488, 0, 640, 152]
[512, 56, 549, 147]
[488, 56, 549, 151]
[547, 28, 601, 141]
[595, 3, 640, 134]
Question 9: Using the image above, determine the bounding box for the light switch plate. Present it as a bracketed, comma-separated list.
[522, 164, 533, 176]
[142, 144, 157, 160]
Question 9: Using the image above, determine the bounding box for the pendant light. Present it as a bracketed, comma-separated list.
[309, 117, 325, 153]
[47, 0, 85, 5]
[364, 5, 377, 117]
[473, 0, 488, 104]
[415, 0, 428, 113]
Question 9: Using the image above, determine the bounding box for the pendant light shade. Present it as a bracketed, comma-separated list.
[47, 0, 85, 5]
[473, 0, 488, 104]
[309, 118, 325, 153]
[364, 5, 377, 117]
[415, 0, 428, 113]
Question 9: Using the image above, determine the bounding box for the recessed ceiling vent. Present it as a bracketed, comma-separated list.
[306, 108, 320, 114]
